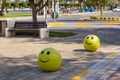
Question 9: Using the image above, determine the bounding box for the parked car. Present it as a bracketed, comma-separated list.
[112, 7, 120, 12]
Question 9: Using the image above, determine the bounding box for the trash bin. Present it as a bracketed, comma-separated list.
[0, 20, 7, 36]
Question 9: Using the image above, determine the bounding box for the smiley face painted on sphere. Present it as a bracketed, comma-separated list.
[39, 51, 51, 63]
[38, 48, 62, 71]
[83, 35, 100, 51]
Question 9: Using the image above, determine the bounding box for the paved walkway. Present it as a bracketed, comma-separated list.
[77, 52, 120, 80]
[108, 67, 120, 80]
[0, 28, 120, 80]
[0, 11, 120, 80]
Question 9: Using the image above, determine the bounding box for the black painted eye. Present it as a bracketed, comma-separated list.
[47, 51, 50, 55]
[87, 37, 89, 39]
[91, 37, 94, 39]
[41, 51, 44, 54]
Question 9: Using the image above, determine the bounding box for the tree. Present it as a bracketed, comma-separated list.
[85, 0, 108, 17]
[29, 0, 49, 27]
[0, 0, 2, 6]
[11, 2, 19, 11]
[21, 2, 28, 8]
[98, 0, 108, 17]
[19, 2, 28, 10]
[107, 0, 118, 9]
[0, 0, 6, 16]
[5, 2, 11, 12]
[78, 0, 84, 12]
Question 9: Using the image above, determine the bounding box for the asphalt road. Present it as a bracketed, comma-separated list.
[3, 11, 120, 28]
[10, 11, 119, 22]
[39, 11, 120, 22]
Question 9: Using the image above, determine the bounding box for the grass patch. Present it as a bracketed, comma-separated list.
[0, 12, 32, 18]
[49, 31, 76, 37]
[15, 31, 76, 37]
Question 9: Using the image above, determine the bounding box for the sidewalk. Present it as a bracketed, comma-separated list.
[0, 11, 120, 80]
[74, 52, 120, 80]
[0, 28, 120, 80]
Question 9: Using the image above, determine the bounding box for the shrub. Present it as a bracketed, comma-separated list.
[103, 17, 106, 20]
[90, 16, 98, 20]
[108, 17, 112, 20]
[116, 17, 119, 21]
[112, 17, 115, 21]
[99, 17, 103, 21]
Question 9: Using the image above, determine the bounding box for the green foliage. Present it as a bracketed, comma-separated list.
[112, 17, 115, 21]
[6, 2, 11, 8]
[108, 17, 112, 20]
[59, 3, 79, 7]
[90, 16, 98, 20]
[0, 12, 32, 18]
[20, 2, 28, 8]
[116, 17, 119, 20]
[11, 2, 19, 7]
[15, 31, 76, 37]
[107, 0, 118, 7]
[85, 0, 93, 7]
[101, 0, 108, 6]
[99, 16, 106, 20]
[49, 31, 76, 37]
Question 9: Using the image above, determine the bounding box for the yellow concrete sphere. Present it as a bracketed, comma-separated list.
[83, 35, 100, 51]
[38, 48, 62, 72]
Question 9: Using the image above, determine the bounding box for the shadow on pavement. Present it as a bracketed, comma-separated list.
[45, 28, 120, 46]
[7, 28, 120, 45]
[0, 50, 107, 80]
[8, 27, 120, 46]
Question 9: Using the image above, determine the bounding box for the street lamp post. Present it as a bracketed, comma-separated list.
[44, 0, 48, 22]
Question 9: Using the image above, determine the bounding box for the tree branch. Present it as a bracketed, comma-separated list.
[37, 0, 49, 12]
[35, 0, 43, 6]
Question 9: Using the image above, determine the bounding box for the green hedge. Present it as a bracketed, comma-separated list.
[59, 3, 79, 7]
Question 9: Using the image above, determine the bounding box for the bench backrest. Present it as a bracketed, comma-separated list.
[14, 21, 47, 29]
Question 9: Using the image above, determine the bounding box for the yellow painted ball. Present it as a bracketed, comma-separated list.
[83, 35, 100, 51]
[38, 48, 62, 72]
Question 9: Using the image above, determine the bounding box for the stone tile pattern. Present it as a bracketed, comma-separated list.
[81, 53, 120, 80]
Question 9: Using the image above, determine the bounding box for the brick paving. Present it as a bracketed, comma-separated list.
[0, 28, 120, 80]
[81, 53, 120, 80]
[108, 68, 120, 80]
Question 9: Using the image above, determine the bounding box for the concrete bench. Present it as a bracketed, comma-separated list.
[5, 21, 49, 38]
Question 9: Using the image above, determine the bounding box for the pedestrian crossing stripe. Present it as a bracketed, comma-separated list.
[105, 52, 117, 59]
[76, 23, 90, 27]
[49, 23, 63, 27]
[48, 22, 119, 27]
[104, 23, 118, 26]
[71, 70, 90, 80]
[113, 20, 120, 22]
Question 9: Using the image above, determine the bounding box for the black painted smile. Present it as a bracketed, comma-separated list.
[86, 41, 93, 45]
[40, 59, 49, 63]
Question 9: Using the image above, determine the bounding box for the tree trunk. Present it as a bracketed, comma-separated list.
[0, 0, 6, 16]
[32, 7, 37, 23]
[72, 0, 75, 11]
[48, 0, 50, 14]
[29, 0, 49, 28]
[32, 6, 38, 28]
[29, 0, 37, 23]
[100, 6, 103, 17]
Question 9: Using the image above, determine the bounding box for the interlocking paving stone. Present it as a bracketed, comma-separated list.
[0, 28, 120, 80]
[80, 53, 120, 80]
